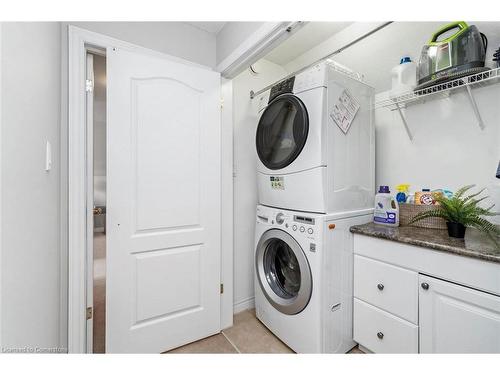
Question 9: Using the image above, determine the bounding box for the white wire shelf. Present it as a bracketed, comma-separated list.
[374, 67, 500, 140]
[375, 67, 500, 109]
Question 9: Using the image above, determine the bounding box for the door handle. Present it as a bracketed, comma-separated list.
[421, 282, 429, 290]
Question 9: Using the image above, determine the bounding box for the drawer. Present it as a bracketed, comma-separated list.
[353, 298, 418, 353]
[354, 255, 418, 323]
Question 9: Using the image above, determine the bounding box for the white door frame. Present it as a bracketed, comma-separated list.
[0, 22, 3, 350]
[84, 51, 94, 354]
[67, 26, 233, 353]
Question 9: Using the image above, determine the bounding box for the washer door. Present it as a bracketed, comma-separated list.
[255, 94, 309, 170]
[256, 229, 312, 315]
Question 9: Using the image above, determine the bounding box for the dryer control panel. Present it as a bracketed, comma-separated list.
[268, 76, 295, 103]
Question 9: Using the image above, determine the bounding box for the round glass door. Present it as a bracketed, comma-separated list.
[256, 94, 309, 170]
[255, 229, 312, 315]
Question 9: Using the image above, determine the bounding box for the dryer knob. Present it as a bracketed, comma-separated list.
[276, 213, 285, 225]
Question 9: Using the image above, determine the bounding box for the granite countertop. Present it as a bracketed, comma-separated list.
[350, 222, 500, 264]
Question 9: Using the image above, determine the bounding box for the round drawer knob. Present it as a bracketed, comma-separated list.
[377, 283, 384, 291]
[377, 332, 384, 340]
[421, 282, 429, 290]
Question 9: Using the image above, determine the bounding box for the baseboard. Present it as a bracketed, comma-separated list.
[233, 296, 255, 314]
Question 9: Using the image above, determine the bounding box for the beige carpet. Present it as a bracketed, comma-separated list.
[93, 232, 106, 353]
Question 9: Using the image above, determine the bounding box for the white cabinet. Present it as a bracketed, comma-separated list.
[419, 275, 500, 353]
[353, 234, 500, 353]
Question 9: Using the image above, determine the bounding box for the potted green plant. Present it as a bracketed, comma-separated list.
[409, 185, 500, 240]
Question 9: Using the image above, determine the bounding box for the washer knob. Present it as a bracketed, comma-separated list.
[299, 226, 305, 233]
[276, 213, 285, 225]
[307, 228, 313, 234]
[292, 225, 297, 231]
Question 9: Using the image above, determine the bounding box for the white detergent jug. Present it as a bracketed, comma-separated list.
[390, 56, 417, 96]
[374, 186, 399, 227]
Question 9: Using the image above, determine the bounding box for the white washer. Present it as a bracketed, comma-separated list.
[256, 61, 375, 214]
[254, 204, 372, 353]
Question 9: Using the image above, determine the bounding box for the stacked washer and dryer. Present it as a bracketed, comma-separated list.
[253, 61, 375, 353]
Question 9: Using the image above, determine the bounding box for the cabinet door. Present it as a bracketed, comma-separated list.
[419, 275, 500, 353]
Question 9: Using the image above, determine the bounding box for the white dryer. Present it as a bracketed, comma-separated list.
[254, 204, 372, 353]
[255, 61, 375, 213]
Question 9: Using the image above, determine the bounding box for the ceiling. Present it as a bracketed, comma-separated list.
[264, 22, 353, 66]
[186, 22, 226, 34]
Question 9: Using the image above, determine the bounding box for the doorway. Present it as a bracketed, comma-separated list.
[87, 51, 107, 353]
[69, 26, 232, 353]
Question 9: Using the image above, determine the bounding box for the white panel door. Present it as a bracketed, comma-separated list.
[419, 275, 500, 353]
[106, 47, 221, 353]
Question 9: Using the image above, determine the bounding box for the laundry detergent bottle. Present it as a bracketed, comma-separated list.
[374, 186, 399, 226]
[390, 56, 417, 96]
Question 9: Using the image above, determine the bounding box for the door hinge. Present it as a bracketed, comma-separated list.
[85, 79, 94, 93]
[220, 98, 224, 109]
[86, 307, 93, 320]
[220, 283, 224, 294]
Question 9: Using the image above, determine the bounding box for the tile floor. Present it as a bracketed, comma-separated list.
[167, 308, 365, 354]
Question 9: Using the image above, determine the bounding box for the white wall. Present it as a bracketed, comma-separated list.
[1, 22, 63, 351]
[375, 87, 500, 218]
[69, 22, 216, 68]
[232, 60, 286, 312]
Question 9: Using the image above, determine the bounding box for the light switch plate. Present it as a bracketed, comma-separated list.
[45, 141, 52, 171]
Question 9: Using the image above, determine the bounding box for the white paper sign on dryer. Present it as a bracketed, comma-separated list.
[330, 89, 360, 134]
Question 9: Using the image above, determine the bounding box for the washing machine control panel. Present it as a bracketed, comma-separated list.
[272, 212, 317, 240]
[256, 207, 318, 240]
[294, 215, 315, 236]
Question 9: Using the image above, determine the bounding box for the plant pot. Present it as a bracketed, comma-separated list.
[446, 221, 466, 238]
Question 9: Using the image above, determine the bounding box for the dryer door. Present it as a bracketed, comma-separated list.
[256, 94, 309, 170]
[255, 229, 312, 315]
